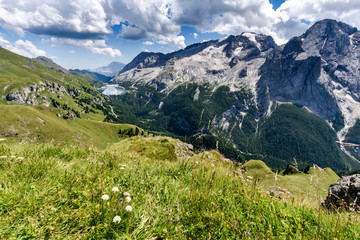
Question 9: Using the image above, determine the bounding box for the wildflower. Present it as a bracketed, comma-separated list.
[195, 161, 199, 164]
[121, 164, 127, 167]
[163, 209, 166, 212]
[112, 187, 119, 192]
[120, 198, 123, 201]
[123, 192, 130, 196]
[113, 216, 121, 223]
[101, 194, 109, 200]
[211, 164, 215, 167]
[211, 202, 215, 205]
[120, 167, 125, 170]
[176, 202, 179, 205]
[125, 197, 131, 202]
[0, 156, 7, 159]
[125, 205, 132, 211]
[247, 231, 250, 235]
[247, 176, 253, 180]
[10, 156, 16, 158]
[264, 216, 267, 220]
[177, 218, 180, 221]
[17, 157, 24, 160]
[0, 139, 6, 141]
[170, 218, 173, 221]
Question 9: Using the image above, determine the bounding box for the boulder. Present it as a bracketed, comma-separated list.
[323, 174, 360, 211]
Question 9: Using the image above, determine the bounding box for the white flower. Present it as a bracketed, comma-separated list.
[0, 156, 7, 159]
[123, 192, 130, 196]
[125, 197, 131, 202]
[17, 157, 24, 160]
[113, 215, 121, 223]
[0, 139, 6, 141]
[247, 176, 253, 180]
[112, 187, 119, 192]
[125, 205, 132, 211]
[120, 167, 125, 170]
[195, 161, 199, 164]
[101, 194, 109, 200]
[211, 164, 215, 167]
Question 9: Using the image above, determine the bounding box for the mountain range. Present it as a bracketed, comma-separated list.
[110, 19, 360, 171]
[90, 61, 126, 77]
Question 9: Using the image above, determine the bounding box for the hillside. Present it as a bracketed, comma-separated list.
[1, 137, 359, 239]
[0, 47, 115, 122]
[0, 105, 144, 149]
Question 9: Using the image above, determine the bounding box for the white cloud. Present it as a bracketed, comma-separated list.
[69, 50, 75, 54]
[143, 41, 154, 45]
[15, 40, 46, 56]
[52, 38, 122, 57]
[1, 0, 360, 49]
[0, 35, 46, 57]
[193, 33, 198, 39]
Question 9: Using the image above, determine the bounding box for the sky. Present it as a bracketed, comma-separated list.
[1, 0, 360, 70]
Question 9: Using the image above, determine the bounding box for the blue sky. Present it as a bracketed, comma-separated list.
[0, 0, 359, 70]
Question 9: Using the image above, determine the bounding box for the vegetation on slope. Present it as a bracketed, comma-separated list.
[109, 81, 358, 171]
[244, 160, 339, 205]
[1, 137, 359, 239]
[0, 105, 145, 149]
[258, 104, 359, 171]
[0, 47, 115, 121]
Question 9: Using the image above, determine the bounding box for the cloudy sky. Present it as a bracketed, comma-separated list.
[0, 0, 359, 70]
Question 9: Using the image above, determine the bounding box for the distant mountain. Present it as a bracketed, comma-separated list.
[70, 69, 112, 83]
[90, 61, 126, 77]
[110, 19, 360, 171]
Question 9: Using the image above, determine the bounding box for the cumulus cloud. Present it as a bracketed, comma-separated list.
[51, 38, 122, 57]
[0, 35, 46, 57]
[143, 41, 154, 45]
[1, 0, 360, 49]
[193, 33, 198, 39]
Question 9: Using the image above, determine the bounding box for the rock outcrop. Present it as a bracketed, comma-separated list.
[323, 174, 360, 211]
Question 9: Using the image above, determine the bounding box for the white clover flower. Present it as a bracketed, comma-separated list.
[125, 205, 132, 211]
[113, 215, 121, 223]
[123, 192, 130, 196]
[101, 194, 109, 200]
[125, 197, 131, 202]
[112, 187, 119, 192]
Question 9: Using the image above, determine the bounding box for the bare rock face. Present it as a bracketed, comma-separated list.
[323, 174, 360, 211]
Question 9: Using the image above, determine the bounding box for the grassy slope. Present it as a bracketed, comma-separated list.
[0, 47, 111, 121]
[244, 160, 339, 206]
[1, 137, 360, 239]
[0, 105, 143, 149]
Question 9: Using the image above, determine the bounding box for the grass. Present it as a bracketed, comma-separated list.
[0, 105, 145, 149]
[0, 137, 360, 239]
[244, 160, 340, 207]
